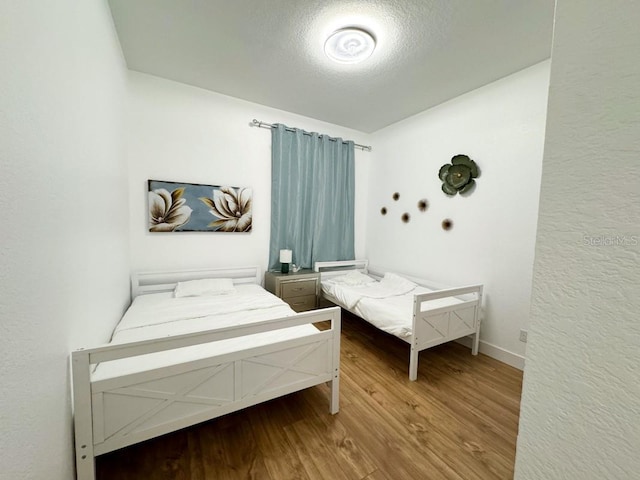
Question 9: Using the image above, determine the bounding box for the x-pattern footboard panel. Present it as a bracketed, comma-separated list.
[92, 338, 332, 455]
[416, 313, 449, 347]
[96, 363, 235, 446]
[241, 341, 329, 397]
[415, 306, 477, 350]
[448, 307, 476, 339]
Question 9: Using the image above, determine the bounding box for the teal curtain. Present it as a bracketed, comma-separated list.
[269, 124, 355, 270]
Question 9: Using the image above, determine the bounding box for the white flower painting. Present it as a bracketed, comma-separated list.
[148, 187, 193, 232]
[199, 186, 252, 232]
[147, 180, 252, 233]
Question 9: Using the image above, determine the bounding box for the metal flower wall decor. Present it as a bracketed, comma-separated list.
[148, 179, 252, 233]
[439, 154, 480, 196]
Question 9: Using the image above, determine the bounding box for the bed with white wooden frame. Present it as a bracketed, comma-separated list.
[314, 260, 482, 381]
[71, 266, 341, 480]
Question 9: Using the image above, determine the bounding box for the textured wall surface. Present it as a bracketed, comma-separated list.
[126, 72, 370, 273]
[367, 62, 550, 366]
[0, 1, 130, 478]
[515, 1, 640, 478]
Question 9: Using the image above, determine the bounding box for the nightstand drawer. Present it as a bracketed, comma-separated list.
[281, 279, 317, 298]
[285, 294, 317, 312]
[264, 270, 320, 313]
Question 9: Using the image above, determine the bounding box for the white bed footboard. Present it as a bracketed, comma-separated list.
[72, 307, 341, 480]
[409, 285, 483, 380]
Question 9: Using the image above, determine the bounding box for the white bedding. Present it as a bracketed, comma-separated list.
[322, 275, 463, 339]
[92, 284, 319, 381]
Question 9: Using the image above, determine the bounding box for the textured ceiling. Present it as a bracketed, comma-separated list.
[108, 0, 555, 133]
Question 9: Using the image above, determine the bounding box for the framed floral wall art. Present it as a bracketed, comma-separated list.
[148, 179, 252, 233]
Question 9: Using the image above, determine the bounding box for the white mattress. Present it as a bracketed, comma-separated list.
[322, 276, 463, 340]
[92, 284, 319, 381]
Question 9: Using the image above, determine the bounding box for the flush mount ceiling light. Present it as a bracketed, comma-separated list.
[324, 27, 376, 64]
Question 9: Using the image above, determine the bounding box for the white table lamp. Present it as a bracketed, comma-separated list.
[279, 249, 292, 274]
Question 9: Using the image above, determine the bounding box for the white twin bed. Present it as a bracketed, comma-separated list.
[314, 260, 483, 381]
[71, 266, 341, 480]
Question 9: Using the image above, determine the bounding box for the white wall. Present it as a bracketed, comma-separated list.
[0, 1, 129, 479]
[367, 62, 550, 366]
[515, 1, 640, 478]
[127, 72, 371, 273]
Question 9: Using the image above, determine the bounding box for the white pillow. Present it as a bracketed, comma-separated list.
[380, 272, 417, 289]
[174, 278, 236, 297]
[331, 270, 376, 286]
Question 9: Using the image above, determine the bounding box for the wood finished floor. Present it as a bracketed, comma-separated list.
[96, 312, 523, 480]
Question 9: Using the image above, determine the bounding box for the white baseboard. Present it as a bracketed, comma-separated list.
[456, 337, 525, 370]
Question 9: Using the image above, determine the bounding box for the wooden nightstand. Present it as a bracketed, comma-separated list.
[264, 269, 320, 312]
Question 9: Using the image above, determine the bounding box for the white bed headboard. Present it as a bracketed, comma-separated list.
[314, 260, 369, 279]
[315, 261, 457, 291]
[366, 266, 453, 290]
[131, 266, 262, 298]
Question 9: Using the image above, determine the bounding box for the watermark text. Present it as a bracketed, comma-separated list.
[583, 234, 638, 247]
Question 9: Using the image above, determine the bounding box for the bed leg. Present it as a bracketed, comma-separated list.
[329, 308, 341, 414]
[329, 375, 340, 414]
[75, 454, 96, 480]
[472, 331, 480, 356]
[72, 350, 96, 480]
[409, 346, 419, 381]
[472, 289, 483, 356]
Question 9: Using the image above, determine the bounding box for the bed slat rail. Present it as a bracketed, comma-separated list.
[416, 301, 477, 318]
[91, 329, 335, 394]
[75, 307, 340, 365]
[414, 284, 483, 303]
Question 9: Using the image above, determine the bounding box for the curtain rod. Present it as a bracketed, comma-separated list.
[250, 119, 372, 152]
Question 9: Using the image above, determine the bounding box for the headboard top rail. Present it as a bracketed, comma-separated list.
[131, 266, 261, 298]
[314, 259, 369, 274]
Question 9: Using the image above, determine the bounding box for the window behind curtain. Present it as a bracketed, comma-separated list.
[269, 124, 355, 270]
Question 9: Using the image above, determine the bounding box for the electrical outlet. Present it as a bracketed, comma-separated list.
[519, 330, 528, 343]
